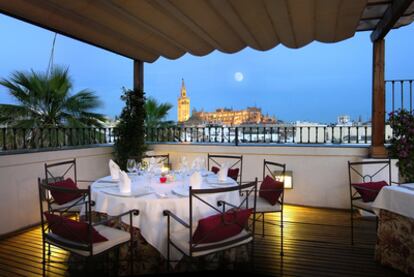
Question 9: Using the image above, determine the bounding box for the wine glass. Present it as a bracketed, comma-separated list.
[135, 162, 143, 175]
[127, 159, 136, 174]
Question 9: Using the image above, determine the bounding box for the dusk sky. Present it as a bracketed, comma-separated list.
[1, 14, 413, 124]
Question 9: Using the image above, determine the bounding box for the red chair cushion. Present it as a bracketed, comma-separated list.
[259, 175, 284, 205]
[211, 166, 239, 181]
[192, 208, 252, 244]
[49, 178, 82, 205]
[211, 166, 220, 174]
[352, 181, 388, 202]
[227, 168, 239, 181]
[44, 212, 107, 243]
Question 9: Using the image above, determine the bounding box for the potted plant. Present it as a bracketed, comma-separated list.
[388, 109, 414, 183]
[114, 88, 147, 170]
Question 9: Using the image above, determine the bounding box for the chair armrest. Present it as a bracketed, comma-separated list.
[163, 210, 190, 228]
[391, 181, 401, 186]
[93, 209, 139, 227]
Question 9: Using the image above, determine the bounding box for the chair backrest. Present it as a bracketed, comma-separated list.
[44, 159, 77, 184]
[348, 159, 392, 201]
[263, 159, 286, 205]
[207, 154, 243, 185]
[38, 178, 94, 254]
[144, 154, 170, 167]
[41, 159, 77, 203]
[188, 179, 257, 256]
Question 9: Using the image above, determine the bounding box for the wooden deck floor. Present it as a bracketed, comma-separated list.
[0, 205, 405, 277]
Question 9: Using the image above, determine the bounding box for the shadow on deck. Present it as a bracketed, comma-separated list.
[0, 205, 404, 276]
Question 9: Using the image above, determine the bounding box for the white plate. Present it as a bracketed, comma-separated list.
[206, 176, 234, 185]
[101, 186, 154, 197]
[172, 186, 189, 197]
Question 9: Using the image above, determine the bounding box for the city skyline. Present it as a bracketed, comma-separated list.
[0, 14, 413, 123]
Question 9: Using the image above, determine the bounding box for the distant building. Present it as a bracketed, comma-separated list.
[337, 115, 351, 126]
[177, 79, 190, 122]
[193, 107, 276, 126]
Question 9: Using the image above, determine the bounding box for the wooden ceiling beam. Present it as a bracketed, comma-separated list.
[370, 0, 414, 41]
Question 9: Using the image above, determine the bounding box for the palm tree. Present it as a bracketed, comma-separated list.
[0, 66, 105, 128]
[144, 97, 174, 128]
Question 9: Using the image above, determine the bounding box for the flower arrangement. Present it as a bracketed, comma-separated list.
[388, 109, 414, 183]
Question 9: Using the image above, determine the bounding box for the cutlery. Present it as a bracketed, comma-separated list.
[156, 192, 168, 198]
[171, 190, 186, 197]
[94, 184, 118, 188]
[97, 180, 118, 183]
[400, 185, 414, 191]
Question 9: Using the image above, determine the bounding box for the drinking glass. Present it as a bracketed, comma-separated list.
[127, 159, 136, 174]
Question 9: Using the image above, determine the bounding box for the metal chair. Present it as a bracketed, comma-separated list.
[207, 154, 243, 185]
[38, 179, 139, 275]
[142, 153, 170, 168]
[163, 179, 257, 270]
[42, 159, 91, 217]
[252, 159, 286, 256]
[348, 159, 392, 244]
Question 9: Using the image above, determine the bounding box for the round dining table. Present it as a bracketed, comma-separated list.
[90, 171, 241, 263]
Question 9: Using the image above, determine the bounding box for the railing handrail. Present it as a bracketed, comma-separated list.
[0, 123, 396, 152]
[0, 127, 116, 152]
[385, 78, 413, 115]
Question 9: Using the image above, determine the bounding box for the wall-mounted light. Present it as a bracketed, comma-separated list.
[273, 170, 293, 189]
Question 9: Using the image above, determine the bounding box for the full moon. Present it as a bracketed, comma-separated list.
[234, 72, 244, 82]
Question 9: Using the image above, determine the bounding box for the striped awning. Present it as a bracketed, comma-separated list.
[0, 0, 413, 63]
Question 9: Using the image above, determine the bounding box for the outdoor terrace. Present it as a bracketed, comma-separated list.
[0, 1, 413, 276]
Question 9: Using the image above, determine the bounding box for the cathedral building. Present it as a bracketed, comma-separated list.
[193, 107, 276, 126]
[177, 79, 190, 122]
[177, 78, 276, 126]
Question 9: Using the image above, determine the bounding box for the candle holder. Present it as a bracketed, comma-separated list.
[160, 172, 167, 183]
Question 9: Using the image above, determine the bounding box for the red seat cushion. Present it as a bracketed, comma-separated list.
[211, 166, 239, 181]
[192, 208, 252, 244]
[49, 178, 82, 205]
[259, 175, 284, 205]
[352, 181, 388, 202]
[44, 212, 107, 243]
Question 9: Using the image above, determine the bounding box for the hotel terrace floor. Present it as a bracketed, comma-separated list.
[0, 205, 404, 277]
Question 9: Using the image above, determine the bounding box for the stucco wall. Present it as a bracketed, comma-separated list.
[150, 144, 399, 209]
[0, 146, 113, 236]
[0, 143, 398, 235]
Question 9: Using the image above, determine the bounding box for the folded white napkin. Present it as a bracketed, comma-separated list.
[218, 162, 230, 181]
[192, 157, 201, 171]
[180, 156, 189, 171]
[109, 159, 120, 180]
[190, 171, 203, 189]
[119, 170, 131, 193]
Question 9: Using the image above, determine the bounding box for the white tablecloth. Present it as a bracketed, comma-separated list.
[90, 173, 241, 262]
[372, 184, 414, 219]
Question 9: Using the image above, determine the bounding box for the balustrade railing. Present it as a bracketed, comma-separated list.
[0, 123, 394, 153]
[0, 127, 115, 152]
[145, 125, 390, 146]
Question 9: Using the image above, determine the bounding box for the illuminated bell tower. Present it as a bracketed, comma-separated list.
[177, 78, 190, 122]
